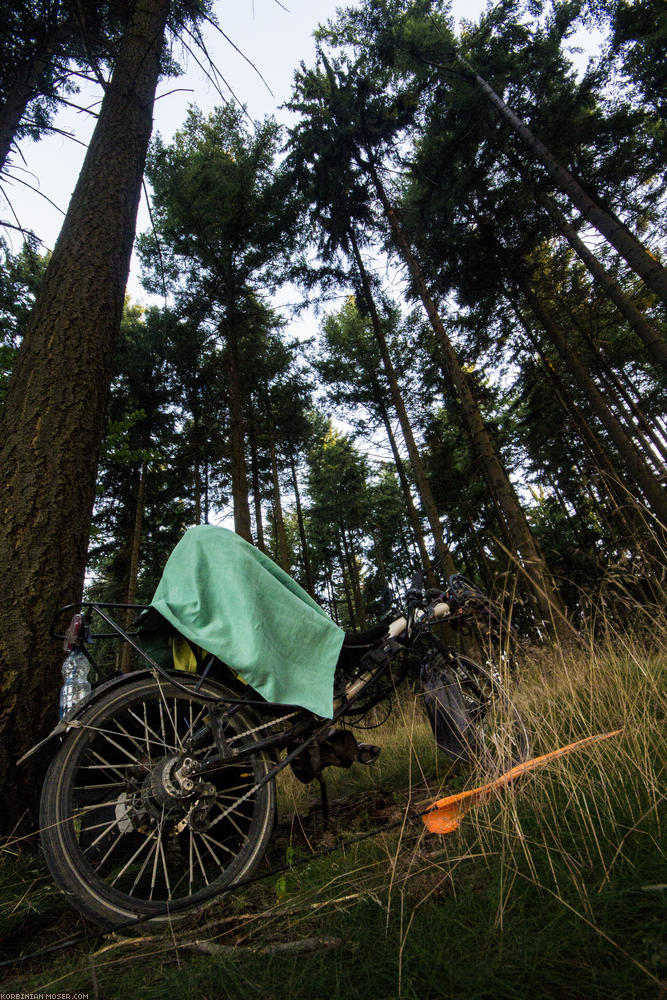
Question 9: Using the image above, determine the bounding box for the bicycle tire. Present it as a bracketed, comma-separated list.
[40, 673, 276, 929]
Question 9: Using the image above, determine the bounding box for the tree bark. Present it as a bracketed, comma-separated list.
[248, 410, 266, 553]
[349, 230, 456, 579]
[289, 451, 315, 598]
[376, 395, 437, 587]
[452, 49, 667, 307]
[225, 321, 253, 543]
[0, 0, 171, 831]
[336, 543, 357, 629]
[0, 23, 67, 174]
[517, 274, 667, 525]
[119, 460, 146, 675]
[509, 298, 641, 540]
[268, 429, 290, 573]
[534, 188, 667, 370]
[364, 162, 566, 628]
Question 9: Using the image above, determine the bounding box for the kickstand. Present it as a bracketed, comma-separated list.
[316, 775, 329, 827]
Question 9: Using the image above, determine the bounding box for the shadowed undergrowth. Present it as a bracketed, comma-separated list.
[1, 619, 664, 1000]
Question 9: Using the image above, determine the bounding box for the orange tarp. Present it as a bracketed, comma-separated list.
[422, 730, 622, 834]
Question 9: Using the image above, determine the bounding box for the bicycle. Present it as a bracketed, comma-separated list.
[28, 569, 529, 928]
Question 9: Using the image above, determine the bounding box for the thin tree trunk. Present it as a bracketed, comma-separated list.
[452, 49, 667, 306]
[346, 525, 367, 628]
[568, 319, 667, 467]
[289, 451, 315, 597]
[364, 163, 566, 627]
[510, 297, 645, 540]
[0, 26, 66, 173]
[194, 453, 201, 525]
[0, 0, 171, 830]
[349, 229, 456, 579]
[534, 188, 667, 369]
[372, 529, 388, 587]
[517, 274, 667, 524]
[226, 322, 253, 543]
[269, 431, 290, 573]
[466, 515, 495, 593]
[340, 523, 364, 628]
[337, 543, 356, 629]
[120, 461, 146, 675]
[325, 570, 339, 625]
[594, 367, 666, 476]
[376, 396, 437, 587]
[248, 409, 266, 553]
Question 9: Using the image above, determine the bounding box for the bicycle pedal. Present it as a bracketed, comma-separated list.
[356, 743, 381, 765]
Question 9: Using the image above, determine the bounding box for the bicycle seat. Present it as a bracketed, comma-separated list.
[342, 623, 389, 647]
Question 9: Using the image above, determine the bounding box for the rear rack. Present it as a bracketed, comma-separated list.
[49, 602, 149, 641]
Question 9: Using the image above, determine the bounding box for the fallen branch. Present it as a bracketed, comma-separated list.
[182, 935, 343, 958]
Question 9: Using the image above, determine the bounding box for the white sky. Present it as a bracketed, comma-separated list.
[0, 0, 601, 315]
[0, 2, 486, 270]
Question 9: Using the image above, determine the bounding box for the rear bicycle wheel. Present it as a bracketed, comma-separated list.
[40, 673, 276, 929]
[421, 649, 530, 774]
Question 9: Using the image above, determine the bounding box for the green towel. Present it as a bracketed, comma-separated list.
[150, 525, 345, 717]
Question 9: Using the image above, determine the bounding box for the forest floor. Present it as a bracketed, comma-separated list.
[0, 627, 664, 1000]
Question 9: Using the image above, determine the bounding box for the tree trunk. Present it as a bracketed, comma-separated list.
[365, 162, 566, 628]
[343, 524, 366, 628]
[509, 298, 641, 540]
[290, 451, 315, 598]
[226, 321, 253, 543]
[248, 412, 266, 553]
[376, 395, 437, 587]
[268, 430, 290, 573]
[119, 461, 146, 675]
[349, 229, 456, 579]
[337, 543, 357, 629]
[0, 0, 171, 831]
[594, 367, 666, 476]
[568, 318, 667, 468]
[452, 49, 667, 306]
[534, 188, 667, 370]
[0, 25, 66, 174]
[325, 570, 339, 625]
[193, 453, 201, 525]
[517, 274, 667, 524]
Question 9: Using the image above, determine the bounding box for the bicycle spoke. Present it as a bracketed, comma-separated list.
[82, 803, 134, 850]
[126, 703, 167, 755]
[129, 835, 161, 895]
[110, 831, 157, 889]
[82, 749, 133, 784]
[158, 836, 172, 900]
[149, 811, 166, 901]
[200, 829, 237, 858]
[191, 833, 211, 886]
[198, 831, 224, 869]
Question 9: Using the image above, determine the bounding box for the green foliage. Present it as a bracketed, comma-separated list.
[88, 303, 193, 605]
[0, 237, 48, 403]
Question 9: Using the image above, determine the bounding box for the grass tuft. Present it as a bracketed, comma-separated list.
[1, 619, 664, 999]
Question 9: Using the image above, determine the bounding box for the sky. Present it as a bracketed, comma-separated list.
[1, 0, 491, 289]
[1, 0, 602, 310]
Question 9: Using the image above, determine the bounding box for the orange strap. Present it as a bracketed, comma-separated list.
[422, 730, 622, 834]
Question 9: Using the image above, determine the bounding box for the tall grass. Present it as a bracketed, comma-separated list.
[2, 616, 664, 999]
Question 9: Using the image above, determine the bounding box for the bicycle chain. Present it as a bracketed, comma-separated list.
[225, 710, 301, 743]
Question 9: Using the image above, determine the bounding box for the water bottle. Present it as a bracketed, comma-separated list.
[59, 650, 92, 719]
